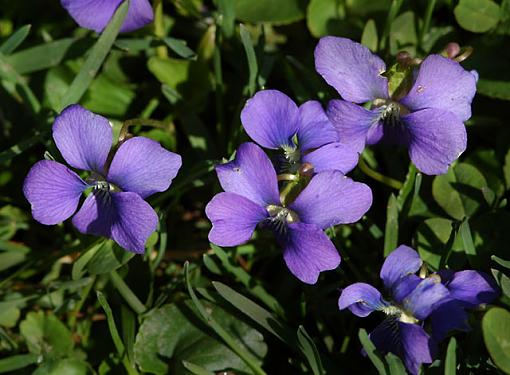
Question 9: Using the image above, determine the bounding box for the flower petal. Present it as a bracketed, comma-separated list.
[391, 274, 422, 304]
[301, 142, 359, 174]
[338, 283, 388, 317]
[445, 270, 499, 307]
[404, 108, 467, 175]
[107, 137, 182, 199]
[216, 142, 280, 207]
[281, 223, 340, 284]
[72, 191, 158, 253]
[314, 36, 389, 103]
[401, 55, 477, 122]
[380, 245, 422, 292]
[401, 277, 450, 320]
[240, 90, 299, 149]
[297, 101, 338, 151]
[370, 319, 435, 375]
[61, 0, 153, 33]
[327, 99, 381, 152]
[23, 160, 87, 225]
[205, 192, 268, 247]
[289, 171, 372, 229]
[52, 104, 112, 173]
[429, 300, 470, 341]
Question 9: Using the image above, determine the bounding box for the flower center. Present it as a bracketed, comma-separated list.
[382, 305, 419, 324]
[264, 205, 300, 236]
[87, 174, 121, 193]
[373, 99, 410, 128]
[282, 144, 301, 164]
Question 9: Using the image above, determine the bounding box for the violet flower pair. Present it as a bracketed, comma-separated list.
[23, 105, 182, 253]
[315, 37, 477, 175]
[339, 245, 499, 374]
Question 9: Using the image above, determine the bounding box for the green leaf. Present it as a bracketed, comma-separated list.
[482, 307, 510, 374]
[134, 302, 267, 375]
[86, 241, 134, 275]
[217, 0, 236, 38]
[492, 255, 510, 270]
[0, 24, 31, 55]
[478, 79, 510, 100]
[19, 311, 74, 358]
[235, 0, 307, 24]
[96, 292, 125, 356]
[163, 37, 197, 60]
[389, 11, 417, 55]
[296, 326, 324, 375]
[182, 361, 214, 375]
[361, 19, 378, 52]
[0, 354, 39, 373]
[58, 0, 129, 110]
[358, 329, 387, 375]
[454, 0, 501, 33]
[491, 269, 510, 298]
[32, 359, 91, 375]
[306, 0, 351, 38]
[445, 337, 457, 375]
[384, 193, 399, 256]
[385, 353, 406, 375]
[239, 24, 258, 96]
[432, 163, 488, 220]
[504, 148, 510, 189]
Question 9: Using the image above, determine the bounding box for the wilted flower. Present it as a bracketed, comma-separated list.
[315, 37, 477, 175]
[338, 245, 499, 375]
[205, 142, 372, 284]
[23, 105, 181, 253]
[241, 90, 359, 175]
[61, 0, 154, 33]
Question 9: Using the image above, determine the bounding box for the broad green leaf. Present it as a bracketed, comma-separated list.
[445, 337, 457, 375]
[19, 311, 74, 358]
[32, 359, 91, 375]
[389, 11, 417, 55]
[478, 79, 510, 100]
[134, 302, 267, 375]
[0, 24, 31, 55]
[358, 329, 387, 375]
[454, 0, 501, 33]
[306, 0, 352, 38]
[415, 218, 464, 270]
[235, 0, 307, 24]
[383, 193, 399, 256]
[346, 0, 391, 16]
[465, 149, 505, 201]
[432, 163, 488, 220]
[182, 361, 214, 375]
[482, 307, 510, 374]
[361, 19, 378, 52]
[0, 354, 39, 373]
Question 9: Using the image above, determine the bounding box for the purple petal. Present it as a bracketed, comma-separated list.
[370, 319, 435, 375]
[429, 300, 470, 341]
[314, 37, 389, 103]
[72, 191, 158, 253]
[107, 137, 182, 199]
[445, 270, 499, 307]
[301, 143, 359, 174]
[52, 104, 112, 173]
[391, 274, 421, 304]
[401, 277, 450, 320]
[401, 55, 477, 122]
[326, 100, 381, 152]
[216, 142, 279, 207]
[289, 171, 372, 229]
[297, 101, 338, 151]
[338, 283, 388, 317]
[61, 0, 154, 33]
[205, 192, 268, 247]
[240, 90, 299, 149]
[404, 108, 467, 175]
[23, 160, 86, 225]
[281, 223, 340, 284]
[380, 245, 422, 292]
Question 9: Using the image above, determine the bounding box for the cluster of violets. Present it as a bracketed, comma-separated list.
[23, 2, 499, 374]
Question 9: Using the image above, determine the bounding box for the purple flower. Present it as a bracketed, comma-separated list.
[205, 142, 372, 284]
[61, 0, 154, 33]
[240, 90, 359, 175]
[314, 37, 477, 175]
[338, 245, 499, 374]
[23, 104, 182, 253]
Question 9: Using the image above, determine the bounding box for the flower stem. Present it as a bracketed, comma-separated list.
[109, 270, 146, 315]
[358, 157, 403, 190]
[153, 0, 168, 58]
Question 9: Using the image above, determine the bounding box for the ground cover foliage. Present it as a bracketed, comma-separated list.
[1, 0, 510, 374]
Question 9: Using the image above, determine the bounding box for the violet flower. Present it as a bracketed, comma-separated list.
[314, 37, 477, 175]
[23, 104, 181, 253]
[240, 90, 359, 175]
[61, 0, 154, 33]
[205, 142, 372, 284]
[338, 245, 499, 375]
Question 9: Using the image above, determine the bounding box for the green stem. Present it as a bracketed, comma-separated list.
[419, 0, 437, 49]
[358, 157, 403, 190]
[110, 270, 146, 315]
[153, 0, 168, 58]
[68, 276, 96, 328]
[380, 0, 404, 52]
[213, 27, 225, 150]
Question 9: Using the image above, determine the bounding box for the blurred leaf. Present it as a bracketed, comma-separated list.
[239, 24, 258, 96]
[32, 359, 91, 375]
[385, 353, 406, 374]
[361, 19, 378, 52]
[445, 337, 457, 375]
[296, 326, 324, 375]
[0, 354, 39, 373]
[492, 255, 510, 270]
[465, 149, 505, 200]
[134, 302, 267, 375]
[216, 0, 236, 38]
[384, 193, 399, 256]
[163, 37, 197, 60]
[504, 148, 510, 189]
[389, 11, 417, 55]
[432, 163, 488, 220]
[358, 329, 387, 375]
[235, 0, 307, 24]
[491, 269, 510, 298]
[477, 79, 510, 100]
[306, 0, 351, 38]
[72, 240, 134, 278]
[482, 307, 510, 374]
[0, 24, 30, 55]
[0, 240, 30, 272]
[454, 0, 501, 33]
[0, 205, 28, 240]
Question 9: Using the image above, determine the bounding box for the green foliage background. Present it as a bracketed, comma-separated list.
[0, 0, 510, 374]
